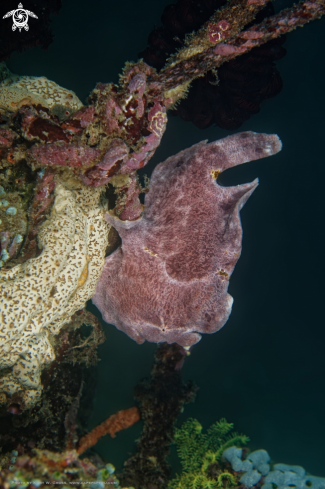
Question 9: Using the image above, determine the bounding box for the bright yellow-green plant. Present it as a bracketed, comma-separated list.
[168, 418, 249, 489]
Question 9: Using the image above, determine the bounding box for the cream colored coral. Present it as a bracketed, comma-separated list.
[0, 180, 110, 409]
[0, 62, 83, 114]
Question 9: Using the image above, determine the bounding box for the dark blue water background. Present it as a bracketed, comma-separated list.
[5, 0, 325, 477]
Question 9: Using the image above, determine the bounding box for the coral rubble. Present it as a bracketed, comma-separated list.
[93, 132, 281, 346]
[0, 448, 126, 489]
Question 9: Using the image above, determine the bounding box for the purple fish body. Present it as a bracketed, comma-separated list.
[93, 132, 281, 346]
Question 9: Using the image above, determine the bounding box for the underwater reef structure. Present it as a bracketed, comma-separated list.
[0, 0, 325, 486]
[222, 446, 325, 489]
[167, 418, 325, 489]
[93, 132, 281, 346]
[140, 0, 286, 130]
[0, 62, 83, 117]
[1, 413, 325, 489]
[119, 343, 197, 488]
[0, 310, 105, 454]
[169, 417, 248, 489]
[0, 181, 111, 409]
[0, 448, 127, 488]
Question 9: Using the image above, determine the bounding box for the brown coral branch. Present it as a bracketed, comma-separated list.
[120, 344, 197, 489]
[77, 407, 141, 455]
[158, 0, 325, 91]
[167, 0, 270, 67]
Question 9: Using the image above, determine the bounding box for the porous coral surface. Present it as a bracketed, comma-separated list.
[0, 180, 110, 410]
[0, 63, 83, 116]
[93, 131, 281, 346]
